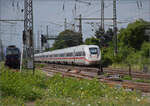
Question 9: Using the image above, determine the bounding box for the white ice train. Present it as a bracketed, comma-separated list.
[34, 45, 101, 66]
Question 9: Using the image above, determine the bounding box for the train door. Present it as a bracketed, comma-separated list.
[82, 48, 85, 65]
[73, 49, 76, 65]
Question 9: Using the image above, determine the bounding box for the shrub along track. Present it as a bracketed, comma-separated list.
[37, 63, 150, 93]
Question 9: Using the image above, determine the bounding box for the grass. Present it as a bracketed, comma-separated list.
[35, 75, 150, 106]
[121, 75, 132, 80]
[0, 69, 47, 101]
[0, 63, 49, 105]
[35, 63, 47, 68]
[0, 62, 150, 106]
[0, 96, 24, 106]
[135, 79, 150, 83]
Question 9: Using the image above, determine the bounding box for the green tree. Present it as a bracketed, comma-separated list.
[95, 27, 105, 39]
[100, 28, 114, 47]
[140, 42, 150, 58]
[118, 19, 149, 50]
[85, 28, 114, 47]
[50, 30, 83, 50]
[84, 37, 99, 45]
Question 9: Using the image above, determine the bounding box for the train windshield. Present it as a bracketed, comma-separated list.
[6, 49, 19, 55]
[89, 48, 98, 54]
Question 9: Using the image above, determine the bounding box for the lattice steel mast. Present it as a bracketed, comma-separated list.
[113, 0, 117, 55]
[23, 0, 34, 72]
[101, 0, 104, 31]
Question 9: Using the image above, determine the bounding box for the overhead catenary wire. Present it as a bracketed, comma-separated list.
[0, 0, 149, 50]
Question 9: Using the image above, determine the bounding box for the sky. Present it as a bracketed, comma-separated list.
[0, 0, 150, 51]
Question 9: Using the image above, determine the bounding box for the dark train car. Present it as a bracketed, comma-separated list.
[5, 45, 20, 68]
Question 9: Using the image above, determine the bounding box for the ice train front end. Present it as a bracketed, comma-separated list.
[84, 45, 101, 66]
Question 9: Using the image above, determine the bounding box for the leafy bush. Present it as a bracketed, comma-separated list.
[101, 46, 113, 67]
[0, 67, 49, 101]
[140, 42, 150, 58]
[101, 56, 113, 67]
[125, 51, 141, 65]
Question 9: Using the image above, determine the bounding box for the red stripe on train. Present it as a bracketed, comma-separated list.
[36, 57, 91, 62]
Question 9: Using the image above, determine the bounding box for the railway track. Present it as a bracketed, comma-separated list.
[38, 64, 150, 93]
[38, 64, 150, 79]
[103, 68, 150, 80]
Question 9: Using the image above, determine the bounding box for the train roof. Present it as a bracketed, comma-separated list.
[53, 45, 99, 50]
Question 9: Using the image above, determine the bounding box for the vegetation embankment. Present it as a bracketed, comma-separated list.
[0, 63, 150, 106]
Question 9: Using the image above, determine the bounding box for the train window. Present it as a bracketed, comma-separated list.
[75, 52, 78, 56]
[89, 48, 98, 54]
[79, 52, 82, 56]
[66, 53, 69, 57]
[67, 52, 73, 57]
[75, 52, 82, 56]
[60, 53, 65, 57]
[64, 53, 67, 57]
[70, 53, 73, 56]
[6, 49, 19, 55]
[54, 54, 58, 57]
